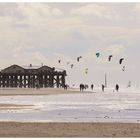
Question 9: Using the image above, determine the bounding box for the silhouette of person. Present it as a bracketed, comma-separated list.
[64, 84, 67, 90]
[80, 84, 84, 92]
[102, 84, 105, 92]
[115, 84, 119, 92]
[91, 84, 94, 90]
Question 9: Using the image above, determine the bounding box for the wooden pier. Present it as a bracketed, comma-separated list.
[0, 65, 66, 88]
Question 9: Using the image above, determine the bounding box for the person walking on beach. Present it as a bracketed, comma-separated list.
[80, 84, 84, 92]
[91, 84, 94, 90]
[80, 84, 82, 91]
[64, 84, 67, 90]
[102, 84, 105, 92]
[115, 84, 119, 92]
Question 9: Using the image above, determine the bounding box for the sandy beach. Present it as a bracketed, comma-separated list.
[0, 122, 139, 137]
[0, 88, 92, 96]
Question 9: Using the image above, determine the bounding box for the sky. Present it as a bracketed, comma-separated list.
[0, 3, 140, 87]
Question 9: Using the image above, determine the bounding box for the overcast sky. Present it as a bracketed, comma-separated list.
[0, 3, 140, 87]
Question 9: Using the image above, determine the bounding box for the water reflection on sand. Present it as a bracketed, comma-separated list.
[0, 91, 140, 122]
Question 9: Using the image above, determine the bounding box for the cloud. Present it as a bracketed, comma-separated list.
[106, 44, 128, 56]
[0, 3, 64, 27]
[70, 4, 113, 19]
[51, 8, 63, 16]
[133, 4, 140, 13]
[0, 3, 139, 86]
[17, 3, 63, 18]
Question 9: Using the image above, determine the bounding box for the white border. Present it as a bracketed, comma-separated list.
[1, 0, 140, 3]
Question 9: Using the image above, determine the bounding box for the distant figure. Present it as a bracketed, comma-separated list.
[102, 84, 105, 92]
[84, 84, 88, 90]
[80, 84, 84, 92]
[80, 84, 82, 91]
[91, 84, 94, 90]
[58, 60, 61, 63]
[115, 84, 119, 92]
[64, 84, 67, 90]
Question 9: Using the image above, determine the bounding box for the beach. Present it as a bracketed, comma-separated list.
[0, 87, 139, 137]
[0, 122, 140, 137]
[0, 88, 85, 96]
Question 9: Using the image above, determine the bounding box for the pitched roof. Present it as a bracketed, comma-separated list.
[1, 64, 55, 74]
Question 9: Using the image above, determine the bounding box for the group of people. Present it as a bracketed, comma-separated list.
[79, 83, 120, 92]
[79, 84, 85, 91]
[79, 84, 89, 91]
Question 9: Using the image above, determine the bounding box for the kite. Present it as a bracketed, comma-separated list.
[122, 66, 125, 71]
[119, 58, 124, 64]
[108, 55, 113, 62]
[96, 52, 100, 58]
[77, 56, 82, 62]
[71, 64, 74, 68]
[85, 68, 88, 74]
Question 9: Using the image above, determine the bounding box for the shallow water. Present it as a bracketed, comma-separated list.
[0, 91, 140, 122]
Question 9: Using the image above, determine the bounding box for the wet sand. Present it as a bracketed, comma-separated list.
[0, 88, 92, 96]
[0, 122, 140, 137]
[0, 104, 34, 110]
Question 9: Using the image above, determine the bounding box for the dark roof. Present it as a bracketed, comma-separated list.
[1, 64, 55, 74]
